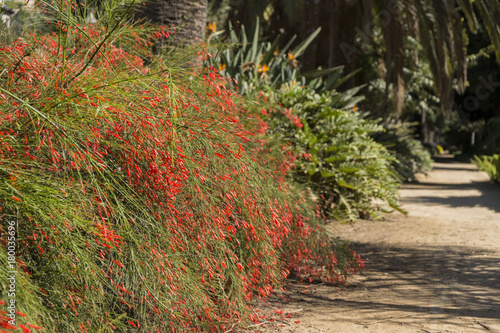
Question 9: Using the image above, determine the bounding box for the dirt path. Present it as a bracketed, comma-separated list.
[255, 157, 500, 333]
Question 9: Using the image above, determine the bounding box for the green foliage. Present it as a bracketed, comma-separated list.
[444, 114, 486, 154]
[207, 22, 401, 221]
[261, 81, 402, 221]
[472, 154, 500, 183]
[206, 18, 351, 95]
[0, 1, 365, 331]
[373, 119, 433, 181]
[207, 17, 302, 94]
[485, 117, 500, 153]
[357, 35, 436, 180]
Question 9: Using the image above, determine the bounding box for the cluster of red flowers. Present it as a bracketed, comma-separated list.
[0, 22, 362, 332]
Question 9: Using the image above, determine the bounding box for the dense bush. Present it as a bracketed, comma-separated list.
[472, 155, 500, 183]
[0, 3, 363, 332]
[260, 82, 402, 221]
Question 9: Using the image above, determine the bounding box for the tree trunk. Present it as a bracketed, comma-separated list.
[136, 0, 208, 50]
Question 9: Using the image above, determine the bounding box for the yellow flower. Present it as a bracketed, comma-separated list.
[218, 63, 226, 71]
[258, 64, 269, 73]
[288, 52, 294, 60]
[274, 47, 279, 56]
[353, 105, 358, 112]
[208, 22, 217, 33]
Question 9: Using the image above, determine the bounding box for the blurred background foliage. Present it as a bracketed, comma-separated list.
[206, 0, 500, 182]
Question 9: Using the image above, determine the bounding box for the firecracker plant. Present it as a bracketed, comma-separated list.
[0, 1, 363, 332]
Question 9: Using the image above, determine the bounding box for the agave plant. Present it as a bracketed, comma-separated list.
[206, 17, 363, 96]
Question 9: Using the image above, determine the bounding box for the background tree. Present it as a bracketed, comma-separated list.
[211, 0, 500, 117]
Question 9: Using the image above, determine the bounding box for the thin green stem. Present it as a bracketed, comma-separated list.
[66, 0, 136, 85]
[60, 0, 72, 80]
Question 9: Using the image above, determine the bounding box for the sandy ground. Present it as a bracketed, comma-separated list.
[252, 157, 500, 333]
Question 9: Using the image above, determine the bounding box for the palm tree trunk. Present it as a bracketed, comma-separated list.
[136, 0, 207, 50]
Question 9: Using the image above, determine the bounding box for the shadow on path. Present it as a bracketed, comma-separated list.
[401, 165, 500, 213]
[399, 191, 500, 213]
[280, 243, 500, 324]
[258, 159, 500, 332]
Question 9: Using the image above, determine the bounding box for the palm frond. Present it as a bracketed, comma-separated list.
[473, 0, 500, 63]
[456, 0, 479, 32]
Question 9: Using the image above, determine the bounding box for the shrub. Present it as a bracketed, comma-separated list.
[0, 2, 362, 332]
[472, 155, 500, 183]
[260, 82, 402, 221]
